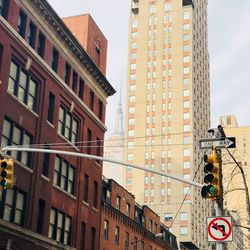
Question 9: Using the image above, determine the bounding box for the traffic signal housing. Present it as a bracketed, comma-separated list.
[0, 159, 14, 190]
[201, 148, 221, 200]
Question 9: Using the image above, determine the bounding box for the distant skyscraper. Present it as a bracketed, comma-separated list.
[124, 0, 211, 249]
[103, 89, 125, 186]
[219, 115, 250, 250]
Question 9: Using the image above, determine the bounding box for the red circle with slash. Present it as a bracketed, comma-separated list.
[208, 217, 232, 241]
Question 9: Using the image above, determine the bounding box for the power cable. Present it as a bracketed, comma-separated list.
[168, 157, 203, 229]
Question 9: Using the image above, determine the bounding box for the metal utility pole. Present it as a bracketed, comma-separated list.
[1, 146, 203, 188]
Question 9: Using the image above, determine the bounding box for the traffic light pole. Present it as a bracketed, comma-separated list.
[1, 146, 203, 188]
[214, 149, 224, 250]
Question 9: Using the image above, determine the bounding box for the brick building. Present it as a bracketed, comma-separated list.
[100, 177, 178, 250]
[0, 0, 115, 249]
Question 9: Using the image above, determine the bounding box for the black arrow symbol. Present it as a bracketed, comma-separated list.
[212, 223, 226, 236]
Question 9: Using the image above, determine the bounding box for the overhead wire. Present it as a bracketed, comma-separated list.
[168, 157, 203, 229]
[3, 130, 194, 149]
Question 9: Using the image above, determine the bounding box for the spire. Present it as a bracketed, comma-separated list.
[113, 84, 124, 135]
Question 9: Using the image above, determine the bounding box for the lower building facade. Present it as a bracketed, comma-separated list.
[100, 177, 178, 250]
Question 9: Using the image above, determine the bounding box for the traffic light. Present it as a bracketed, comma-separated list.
[0, 159, 14, 190]
[201, 148, 221, 200]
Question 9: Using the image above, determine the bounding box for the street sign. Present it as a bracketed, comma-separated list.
[207, 217, 233, 242]
[199, 137, 236, 149]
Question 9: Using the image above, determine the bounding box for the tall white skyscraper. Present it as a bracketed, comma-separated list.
[124, 0, 211, 248]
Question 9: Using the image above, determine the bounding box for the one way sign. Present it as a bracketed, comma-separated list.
[199, 137, 236, 150]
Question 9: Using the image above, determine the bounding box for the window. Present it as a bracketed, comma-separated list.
[28, 22, 36, 48]
[183, 149, 190, 156]
[79, 78, 84, 99]
[164, 213, 173, 222]
[183, 89, 190, 96]
[183, 45, 189, 52]
[126, 203, 131, 217]
[93, 181, 98, 208]
[64, 63, 71, 85]
[183, 67, 190, 74]
[37, 199, 45, 233]
[42, 144, 50, 177]
[89, 90, 94, 111]
[183, 112, 190, 120]
[8, 60, 38, 112]
[0, 0, 9, 19]
[49, 208, 72, 245]
[183, 56, 189, 63]
[164, 3, 171, 11]
[131, 52, 136, 60]
[183, 124, 190, 132]
[125, 232, 129, 250]
[54, 156, 75, 195]
[183, 11, 190, 20]
[115, 226, 120, 245]
[0, 43, 3, 72]
[1, 118, 32, 166]
[133, 237, 138, 250]
[98, 100, 103, 120]
[72, 70, 78, 92]
[106, 189, 111, 204]
[183, 161, 190, 169]
[180, 226, 188, 235]
[128, 118, 135, 125]
[17, 10, 27, 38]
[83, 174, 89, 202]
[81, 222, 86, 250]
[104, 220, 109, 239]
[183, 136, 190, 144]
[87, 129, 92, 154]
[37, 32, 45, 58]
[128, 130, 134, 137]
[52, 48, 59, 73]
[183, 101, 190, 108]
[129, 107, 135, 114]
[95, 46, 101, 67]
[141, 241, 145, 250]
[116, 196, 121, 210]
[183, 24, 190, 30]
[90, 227, 96, 250]
[183, 187, 190, 194]
[180, 212, 188, 221]
[131, 19, 138, 28]
[96, 137, 101, 162]
[0, 188, 26, 226]
[47, 92, 55, 124]
[183, 34, 189, 41]
[58, 106, 78, 143]
[149, 5, 157, 14]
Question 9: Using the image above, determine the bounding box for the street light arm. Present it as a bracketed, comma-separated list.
[1, 146, 203, 188]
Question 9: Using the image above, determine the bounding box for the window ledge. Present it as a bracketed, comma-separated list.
[82, 200, 89, 207]
[53, 184, 76, 200]
[46, 120, 55, 128]
[92, 207, 99, 213]
[57, 133, 80, 151]
[14, 160, 33, 173]
[41, 175, 50, 182]
[7, 92, 39, 117]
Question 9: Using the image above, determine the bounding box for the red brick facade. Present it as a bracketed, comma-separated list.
[63, 14, 108, 75]
[100, 178, 178, 250]
[0, 0, 114, 249]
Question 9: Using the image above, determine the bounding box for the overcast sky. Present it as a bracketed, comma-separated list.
[48, 0, 250, 133]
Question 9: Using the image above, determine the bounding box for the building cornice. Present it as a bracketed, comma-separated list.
[30, 0, 116, 97]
